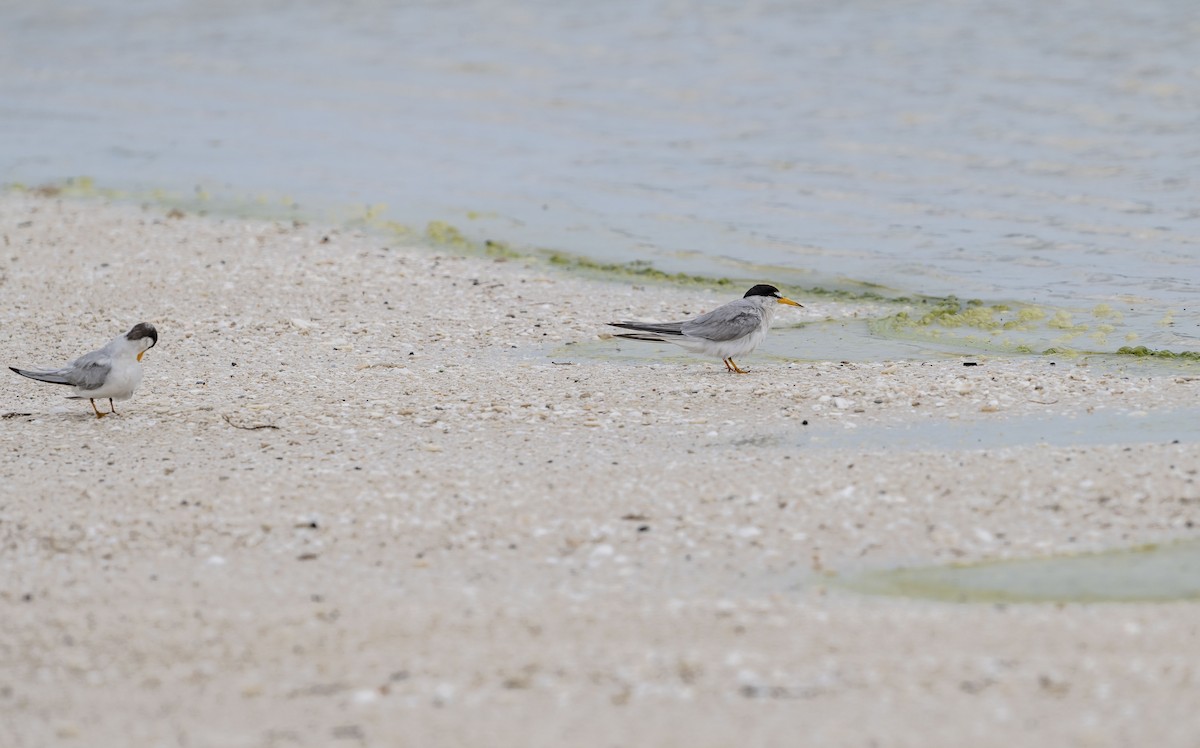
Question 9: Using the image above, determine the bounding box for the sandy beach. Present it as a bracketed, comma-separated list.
[2, 193, 1199, 747]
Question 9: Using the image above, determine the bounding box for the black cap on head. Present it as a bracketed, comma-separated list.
[126, 322, 158, 348]
[744, 284, 781, 298]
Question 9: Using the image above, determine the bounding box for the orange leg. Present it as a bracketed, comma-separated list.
[723, 358, 734, 372]
[728, 358, 749, 374]
[89, 399, 106, 418]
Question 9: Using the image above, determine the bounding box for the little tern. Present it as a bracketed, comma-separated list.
[10, 322, 159, 418]
[610, 285, 802, 373]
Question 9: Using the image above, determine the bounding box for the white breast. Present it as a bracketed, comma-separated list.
[76, 360, 143, 401]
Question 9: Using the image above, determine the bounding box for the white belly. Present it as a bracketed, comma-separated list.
[74, 362, 143, 401]
[678, 325, 770, 359]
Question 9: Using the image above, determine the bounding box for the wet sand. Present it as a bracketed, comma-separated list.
[2, 194, 1199, 747]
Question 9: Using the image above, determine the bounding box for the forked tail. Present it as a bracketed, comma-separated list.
[609, 321, 685, 336]
[9, 367, 73, 385]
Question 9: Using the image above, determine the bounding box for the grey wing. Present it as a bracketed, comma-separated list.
[681, 300, 764, 341]
[63, 350, 113, 390]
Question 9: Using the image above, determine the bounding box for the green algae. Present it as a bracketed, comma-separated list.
[10, 178, 1192, 366]
[424, 220, 474, 251]
[482, 239, 523, 259]
[0, 179, 980, 307]
[545, 251, 734, 287]
[8, 177, 312, 224]
[1041, 346, 1083, 357]
[875, 296, 1043, 334]
[12, 176, 108, 199]
[868, 298, 1062, 357]
[1047, 310, 1088, 332]
[841, 540, 1200, 603]
[1117, 346, 1200, 361]
[1009, 306, 1047, 328]
[863, 294, 1193, 362]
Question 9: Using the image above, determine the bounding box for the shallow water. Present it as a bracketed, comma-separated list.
[841, 540, 1200, 603]
[560, 319, 978, 365]
[2, 0, 1197, 354]
[797, 406, 1200, 452]
[561, 319, 1200, 370]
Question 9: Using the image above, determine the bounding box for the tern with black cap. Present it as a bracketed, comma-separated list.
[9, 322, 159, 418]
[609, 285, 802, 373]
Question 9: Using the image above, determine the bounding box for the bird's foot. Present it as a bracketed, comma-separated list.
[89, 399, 106, 418]
[728, 358, 750, 374]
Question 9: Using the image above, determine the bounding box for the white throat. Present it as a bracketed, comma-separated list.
[758, 298, 778, 328]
